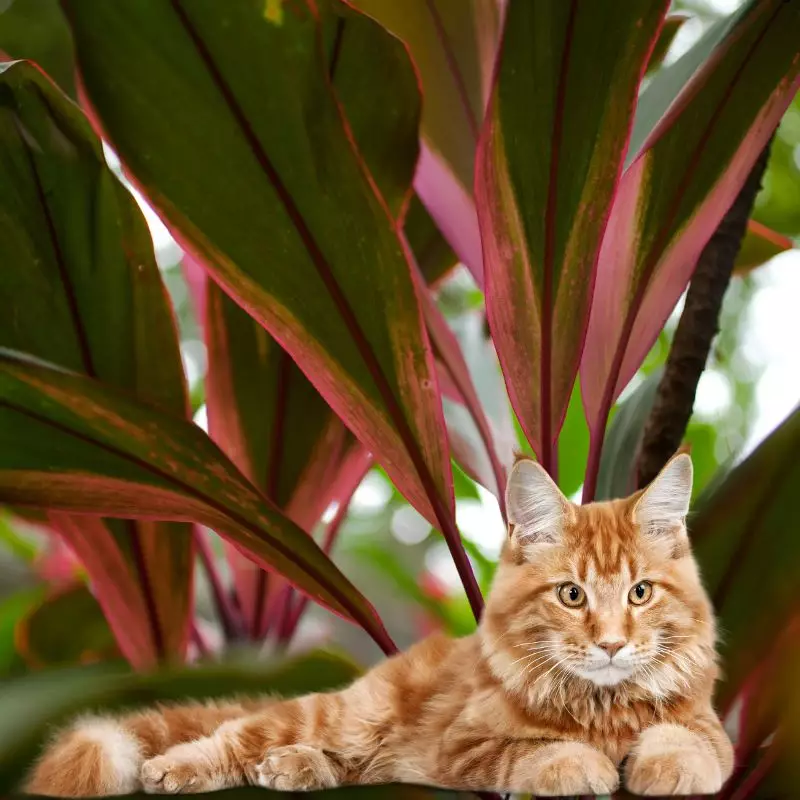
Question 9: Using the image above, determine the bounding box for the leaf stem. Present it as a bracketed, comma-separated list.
[194, 527, 246, 641]
[278, 491, 354, 643]
[128, 524, 166, 662]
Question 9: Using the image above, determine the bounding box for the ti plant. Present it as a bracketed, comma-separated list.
[0, 0, 799, 797]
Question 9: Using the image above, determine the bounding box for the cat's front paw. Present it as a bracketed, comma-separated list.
[141, 745, 226, 796]
[141, 756, 201, 794]
[528, 742, 619, 796]
[256, 744, 340, 791]
[625, 724, 722, 795]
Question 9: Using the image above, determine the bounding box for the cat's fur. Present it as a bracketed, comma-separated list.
[26, 454, 733, 796]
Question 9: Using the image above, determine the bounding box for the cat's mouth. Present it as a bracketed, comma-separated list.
[571, 661, 636, 687]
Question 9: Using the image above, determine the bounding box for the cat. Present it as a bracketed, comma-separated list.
[25, 453, 733, 797]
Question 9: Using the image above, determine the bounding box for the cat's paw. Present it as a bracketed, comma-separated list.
[625, 724, 723, 795]
[256, 744, 340, 791]
[527, 742, 619, 796]
[141, 752, 217, 794]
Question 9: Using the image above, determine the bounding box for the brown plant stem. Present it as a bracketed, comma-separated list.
[635, 141, 773, 488]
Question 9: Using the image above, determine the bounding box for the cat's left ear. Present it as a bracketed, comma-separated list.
[633, 453, 693, 540]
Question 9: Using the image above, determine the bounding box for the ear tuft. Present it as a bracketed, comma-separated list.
[634, 453, 693, 535]
[506, 458, 568, 546]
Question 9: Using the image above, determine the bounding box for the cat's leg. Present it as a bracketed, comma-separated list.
[624, 714, 734, 796]
[140, 694, 361, 794]
[427, 737, 619, 795]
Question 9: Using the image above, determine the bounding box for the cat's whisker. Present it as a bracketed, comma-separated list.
[507, 649, 560, 668]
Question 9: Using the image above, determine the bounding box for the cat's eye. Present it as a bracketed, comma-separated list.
[629, 581, 653, 606]
[557, 583, 586, 608]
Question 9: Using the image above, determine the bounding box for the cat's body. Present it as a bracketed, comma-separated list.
[27, 455, 734, 796]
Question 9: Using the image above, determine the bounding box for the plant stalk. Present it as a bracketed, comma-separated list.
[635, 141, 773, 488]
[194, 528, 246, 641]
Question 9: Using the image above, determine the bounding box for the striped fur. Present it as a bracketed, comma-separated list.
[26, 455, 732, 796]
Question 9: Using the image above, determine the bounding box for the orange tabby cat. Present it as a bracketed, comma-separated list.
[26, 453, 733, 796]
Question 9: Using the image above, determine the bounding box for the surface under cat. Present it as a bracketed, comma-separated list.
[26, 454, 734, 797]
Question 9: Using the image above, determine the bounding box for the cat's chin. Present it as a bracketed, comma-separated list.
[573, 664, 634, 687]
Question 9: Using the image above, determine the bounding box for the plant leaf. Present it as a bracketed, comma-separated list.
[63, 0, 454, 530]
[325, 0, 420, 218]
[733, 219, 794, 275]
[0, 60, 192, 666]
[691, 405, 800, 709]
[580, 0, 800, 476]
[476, 0, 668, 470]
[0, 350, 395, 655]
[415, 271, 506, 508]
[351, 0, 502, 284]
[645, 14, 689, 76]
[0, 0, 76, 97]
[403, 195, 458, 286]
[15, 584, 120, 668]
[595, 370, 663, 501]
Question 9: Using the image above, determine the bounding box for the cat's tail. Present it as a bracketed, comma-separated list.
[24, 699, 267, 797]
[25, 716, 143, 797]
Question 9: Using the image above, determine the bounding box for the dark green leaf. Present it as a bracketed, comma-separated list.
[0, 59, 192, 665]
[16, 585, 119, 668]
[63, 0, 454, 527]
[0, 350, 394, 654]
[691, 405, 800, 707]
[596, 370, 662, 501]
[0, 0, 76, 97]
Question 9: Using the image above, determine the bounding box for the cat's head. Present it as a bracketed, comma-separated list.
[481, 453, 717, 705]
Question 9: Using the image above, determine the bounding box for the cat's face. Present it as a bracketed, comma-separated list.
[483, 455, 716, 702]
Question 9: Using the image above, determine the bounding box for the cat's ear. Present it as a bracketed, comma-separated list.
[506, 458, 569, 548]
[633, 453, 693, 537]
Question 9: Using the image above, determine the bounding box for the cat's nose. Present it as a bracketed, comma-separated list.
[597, 640, 626, 658]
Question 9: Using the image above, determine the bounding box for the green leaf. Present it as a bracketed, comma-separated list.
[403, 195, 458, 286]
[352, 0, 492, 198]
[645, 14, 689, 76]
[16, 585, 120, 668]
[0, 587, 45, 676]
[0, 59, 192, 665]
[0, 350, 395, 655]
[691, 405, 800, 708]
[557, 382, 589, 500]
[326, 0, 420, 218]
[0, 0, 76, 97]
[350, 0, 500, 283]
[63, 0, 454, 529]
[477, 0, 668, 470]
[595, 370, 662, 501]
[733, 219, 794, 276]
[0, 650, 362, 793]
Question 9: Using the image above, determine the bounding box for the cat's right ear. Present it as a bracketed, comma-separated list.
[506, 458, 569, 550]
